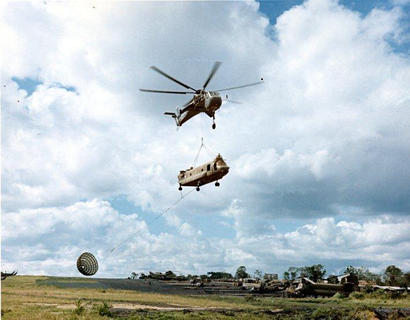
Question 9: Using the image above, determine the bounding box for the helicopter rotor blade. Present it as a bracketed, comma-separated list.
[202, 61, 222, 90]
[222, 99, 242, 104]
[140, 89, 195, 94]
[150, 66, 197, 92]
[215, 80, 263, 92]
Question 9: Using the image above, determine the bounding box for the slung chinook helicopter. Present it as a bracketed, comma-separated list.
[178, 153, 229, 191]
[140, 62, 263, 129]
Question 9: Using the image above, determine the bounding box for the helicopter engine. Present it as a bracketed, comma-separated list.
[205, 92, 222, 114]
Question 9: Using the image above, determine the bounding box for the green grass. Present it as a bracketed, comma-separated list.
[2, 276, 409, 319]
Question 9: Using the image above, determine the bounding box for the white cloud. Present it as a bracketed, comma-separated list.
[234, 148, 332, 181]
[2, 200, 409, 276]
[1, 0, 273, 213]
[392, 0, 410, 6]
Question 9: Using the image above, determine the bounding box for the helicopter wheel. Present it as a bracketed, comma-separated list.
[178, 185, 182, 191]
[196, 186, 200, 191]
[212, 123, 216, 129]
[215, 181, 220, 187]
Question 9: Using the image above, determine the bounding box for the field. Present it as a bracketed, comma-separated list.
[1, 276, 410, 319]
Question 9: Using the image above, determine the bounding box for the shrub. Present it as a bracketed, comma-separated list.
[245, 295, 257, 302]
[387, 290, 403, 299]
[332, 292, 347, 299]
[97, 301, 112, 317]
[311, 307, 344, 319]
[73, 299, 85, 315]
[350, 309, 377, 320]
[368, 288, 386, 299]
[350, 291, 365, 299]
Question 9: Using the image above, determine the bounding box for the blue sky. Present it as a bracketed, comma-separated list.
[258, 0, 410, 54]
[2, 0, 410, 278]
[105, 0, 410, 242]
[103, 0, 410, 254]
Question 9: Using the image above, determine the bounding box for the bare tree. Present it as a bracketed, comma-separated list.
[1, 271, 17, 280]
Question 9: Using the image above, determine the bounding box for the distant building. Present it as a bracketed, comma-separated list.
[264, 273, 278, 281]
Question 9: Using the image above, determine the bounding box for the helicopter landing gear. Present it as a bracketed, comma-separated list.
[196, 186, 200, 191]
[178, 185, 182, 191]
[212, 116, 216, 129]
[215, 181, 220, 187]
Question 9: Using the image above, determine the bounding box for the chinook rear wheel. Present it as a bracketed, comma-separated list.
[178, 185, 182, 191]
[212, 123, 216, 129]
[215, 181, 220, 187]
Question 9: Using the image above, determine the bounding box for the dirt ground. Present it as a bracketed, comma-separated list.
[36, 276, 249, 295]
[2, 276, 410, 319]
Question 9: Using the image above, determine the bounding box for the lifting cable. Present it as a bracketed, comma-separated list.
[192, 137, 204, 167]
[109, 188, 195, 254]
[192, 137, 216, 167]
[109, 138, 215, 255]
[203, 142, 216, 159]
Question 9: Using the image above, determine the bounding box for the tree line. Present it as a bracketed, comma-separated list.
[129, 264, 409, 287]
[283, 264, 410, 287]
[129, 266, 251, 281]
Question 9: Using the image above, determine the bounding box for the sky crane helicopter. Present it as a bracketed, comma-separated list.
[140, 62, 263, 129]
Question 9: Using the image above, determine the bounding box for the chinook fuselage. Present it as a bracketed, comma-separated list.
[178, 154, 229, 191]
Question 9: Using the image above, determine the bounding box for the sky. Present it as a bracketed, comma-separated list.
[1, 0, 410, 278]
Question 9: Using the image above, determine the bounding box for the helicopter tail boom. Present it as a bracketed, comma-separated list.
[164, 112, 181, 126]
